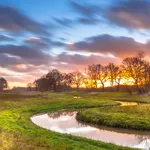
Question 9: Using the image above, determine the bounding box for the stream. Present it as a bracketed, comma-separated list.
[31, 101, 150, 149]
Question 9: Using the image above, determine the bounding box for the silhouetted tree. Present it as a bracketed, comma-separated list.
[96, 64, 108, 91]
[27, 83, 33, 91]
[87, 64, 108, 91]
[107, 63, 119, 87]
[0, 77, 8, 92]
[34, 77, 49, 91]
[114, 69, 122, 91]
[88, 64, 99, 88]
[32, 52, 150, 94]
[71, 71, 84, 91]
[62, 73, 73, 91]
[83, 77, 92, 89]
[46, 69, 63, 92]
[122, 52, 148, 93]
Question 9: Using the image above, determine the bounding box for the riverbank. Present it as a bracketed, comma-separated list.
[77, 104, 150, 130]
[0, 92, 145, 149]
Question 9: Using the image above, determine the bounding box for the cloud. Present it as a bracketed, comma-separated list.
[53, 17, 74, 28]
[7, 64, 49, 74]
[67, 34, 148, 58]
[0, 34, 14, 41]
[25, 36, 65, 49]
[71, 1, 102, 24]
[38, 52, 119, 73]
[71, 1, 100, 18]
[0, 6, 49, 35]
[77, 17, 100, 25]
[0, 44, 52, 66]
[25, 37, 50, 49]
[57, 52, 120, 66]
[0, 53, 21, 67]
[62, 0, 150, 29]
[54, 0, 102, 27]
[104, 0, 150, 30]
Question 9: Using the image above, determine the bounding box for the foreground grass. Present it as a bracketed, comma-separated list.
[0, 91, 147, 150]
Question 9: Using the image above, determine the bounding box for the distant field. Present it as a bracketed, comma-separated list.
[0, 91, 148, 150]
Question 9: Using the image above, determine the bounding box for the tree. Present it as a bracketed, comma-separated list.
[62, 73, 73, 91]
[83, 77, 92, 89]
[88, 64, 99, 88]
[46, 69, 63, 92]
[87, 64, 108, 91]
[27, 83, 34, 91]
[121, 52, 148, 93]
[96, 64, 108, 91]
[34, 77, 49, 92]
[71, 71, 84, 91]
[107, 63, 119, 88]
[0, 77, 8, 92]
[140, 61, 150, 92]
[34, 70, 73, 92]
[114, 68, 122, 91]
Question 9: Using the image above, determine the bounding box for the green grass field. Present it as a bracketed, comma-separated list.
[77, 104, 150, 130]
[0, 91, 147, 150]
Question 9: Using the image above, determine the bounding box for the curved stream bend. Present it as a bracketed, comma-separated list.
[31, 102, 150, 149]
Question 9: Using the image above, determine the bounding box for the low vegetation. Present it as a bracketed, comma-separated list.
[77, 103, 150, 130]
[0, 92, 141, 150]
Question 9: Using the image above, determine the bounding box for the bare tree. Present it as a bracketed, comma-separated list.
[88, 64, 99, 88]
[114, 69, 122, 91]
[71, 71, 84, 91]
[121, 52, 148, 93]
[96, 64, 108, 91]
[62, 73, 73, 91]
[32, 51, 150, 94]
[83, 77, 92, 89]
[107, 63, 119, 88]
[87, 64, 108, 91]
[140, 61, 150, 92]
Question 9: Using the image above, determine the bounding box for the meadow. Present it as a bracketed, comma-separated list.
[0, 91, 147, 150]
[77, 104, 150, 130]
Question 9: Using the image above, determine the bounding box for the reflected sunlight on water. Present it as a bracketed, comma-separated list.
[117, 101, 138, 106]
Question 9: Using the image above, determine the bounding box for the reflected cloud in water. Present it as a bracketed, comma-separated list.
[31, 111, 150, 148]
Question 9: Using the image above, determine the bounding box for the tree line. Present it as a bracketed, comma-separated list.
[0, 52, 149, 94]
[26, 52, 150, 94]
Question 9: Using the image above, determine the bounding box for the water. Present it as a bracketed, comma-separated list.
[31, 110, 150, 149]
[116, 101, 139, 106]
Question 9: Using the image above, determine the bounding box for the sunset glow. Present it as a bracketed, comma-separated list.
[1, 1, 150, 150]
[0, 0, 149, 89]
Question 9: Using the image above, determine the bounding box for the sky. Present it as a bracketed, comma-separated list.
[0, 0, 150, 87]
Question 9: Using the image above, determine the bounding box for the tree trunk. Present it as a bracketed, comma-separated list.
[53, 83, 56, 92]
[125, 85, 132, 95]
[95, 80, 97, 89]
[116, 83, 120, 91]
[135, 83, 142, 94]
[101, 83, 105, 92]
[76, 84, 79, 91]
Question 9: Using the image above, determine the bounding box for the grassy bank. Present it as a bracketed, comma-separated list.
[77, 104, 150, 130]
[0, 91, 145, 150]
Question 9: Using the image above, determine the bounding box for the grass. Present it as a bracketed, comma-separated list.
[77, 103, 150, 130]
[0, 91, 148, 150]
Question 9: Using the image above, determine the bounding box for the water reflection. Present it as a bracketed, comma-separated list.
[31, 111, 150, 148]
[117, 101, 139, 106]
